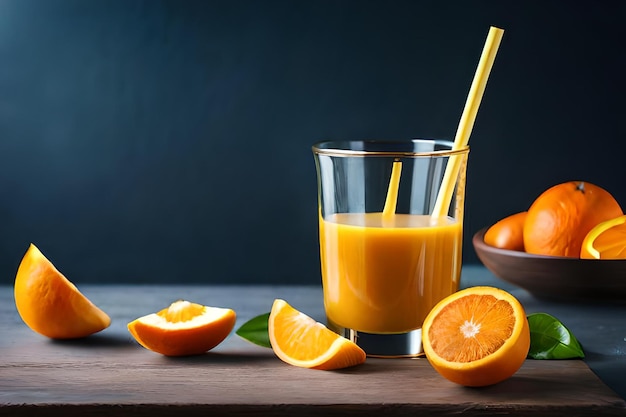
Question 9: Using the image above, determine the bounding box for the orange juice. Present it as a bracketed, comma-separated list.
[320, 213, 462, 334]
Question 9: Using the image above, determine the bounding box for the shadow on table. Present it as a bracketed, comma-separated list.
[50, 332, 134, 348]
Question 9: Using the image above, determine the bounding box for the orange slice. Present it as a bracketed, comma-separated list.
[127, 300, 236, 356]
[422, 286, 530, 387]
[268, 299, 366, 370]
[580, 215, 626, 259]
[14, 244, 111, 339]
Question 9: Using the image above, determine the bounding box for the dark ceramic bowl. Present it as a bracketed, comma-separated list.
[472, 228, 626, 302]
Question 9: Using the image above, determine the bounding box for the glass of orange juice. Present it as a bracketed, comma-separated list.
[312, 139, 469, 357]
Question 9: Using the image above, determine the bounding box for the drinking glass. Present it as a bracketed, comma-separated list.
[312, 139, 469, 357]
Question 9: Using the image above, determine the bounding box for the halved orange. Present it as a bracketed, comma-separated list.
[127, 300, 236, 356]
[14, 243, 111, 339]
[580, 215, 626, 259]
[268, 299, 366, 370]
[422, 286, 530, 387]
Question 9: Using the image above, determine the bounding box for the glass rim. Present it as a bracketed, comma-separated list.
[311, 139, 469, 157]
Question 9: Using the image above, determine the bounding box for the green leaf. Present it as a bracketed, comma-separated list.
[527, 312, 584, 359]
[236, 312, 271, 348]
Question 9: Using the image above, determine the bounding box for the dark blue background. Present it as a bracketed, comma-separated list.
[1, 0, 625, 284]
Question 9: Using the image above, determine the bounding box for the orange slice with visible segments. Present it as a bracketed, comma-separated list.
[422, 286, 530, 387]
[268, 299, 366, 370]
[127, 300, 236, 356]
[580, 215, 626, 259]
[14, 243, 111, 339]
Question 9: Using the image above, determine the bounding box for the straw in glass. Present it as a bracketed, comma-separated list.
[431, 26, 505, 219]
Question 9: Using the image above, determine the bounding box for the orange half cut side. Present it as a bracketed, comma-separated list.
[581, 215, 626, 259]
[422, 286, 530, 387]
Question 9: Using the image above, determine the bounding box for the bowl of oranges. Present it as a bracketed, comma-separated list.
[473, 181, 626, 302]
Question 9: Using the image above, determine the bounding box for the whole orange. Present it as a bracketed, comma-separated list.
[523, 181, 623, 257]
[484, 211, 527, 251]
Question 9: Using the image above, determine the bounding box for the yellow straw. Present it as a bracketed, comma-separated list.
[432, 26, 504, 218]
[383, 160, 403, 222]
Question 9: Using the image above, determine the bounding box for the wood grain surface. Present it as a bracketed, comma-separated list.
[1, 284, 625, 416]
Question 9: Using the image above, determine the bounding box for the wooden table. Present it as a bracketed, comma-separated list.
[2, 266, 625, 416]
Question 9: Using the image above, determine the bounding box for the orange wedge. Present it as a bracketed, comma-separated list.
[268, 299, 366, 370]
[127, 300, 236, 356]
[422, 286, 530, 387]
[14, 244, 111, 339]
[580, 215, 626, 259]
